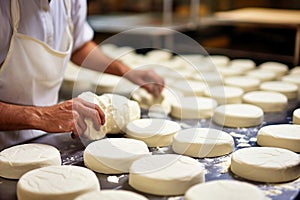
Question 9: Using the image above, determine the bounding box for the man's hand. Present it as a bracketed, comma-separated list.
[125, 69, 165, 97]
[35, 98, 105, 138]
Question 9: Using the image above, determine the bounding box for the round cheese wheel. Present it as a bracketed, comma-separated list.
[171, 80, 207, 96]
[225, 76, 260, 92]
[0, 143, 61, 179]
[242, 91, 287, 112]
[207, 55, 230, 67]
[75, 190, 148, 200]
[172, 128, 234, 158]
[125, 118, 181, 147]
[129, 154, 205, 196]
[185, 180, 267, 200]
[193, 72, 223, 86]
[259, 62, 288, 78]
[17, 165, 100, 200]
[146, 50, 172, 61]
[171, 96, 217, 119]
[229, 59, 256, 72]
[231, 147, 300, 183]
[257, 124, 300, 152]
[84, 138, 150, 174]
[213, 104, 263, 128]
[290, 66, 300, 75]
[217, 67, 244, 78]
[246, 69, 276, 82]
[204, 85, 244, 104]
[293, 108, 300, 125]
[281, 74, 300, 92]
[259, 81, 298, 100]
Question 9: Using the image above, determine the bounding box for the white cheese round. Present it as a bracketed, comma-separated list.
[290, 66, 300, 75]
[259, 61, 289, 78]
[171, 80, 207, 96]
[281, 74, 300, 92]
[171, 96, 217, 119]
[172, 128, 234, 158]
[17, 165, 100, 200]
[204, 85, 244, 104]
[257, 124, 300, 152]
[207, 55, 230, 67]
[246, 69, 276, 82]
[84, 138, 150, 174]
[293, 108, 300, 125]
[185, 180, 267, 200]
[217, 67, 244, 78]
[0, 143, 61, 179]
[259, 81, 298, 100]
[228, 59, 256, 72]
[231, 147, 300, 183]
[242, 91, 288, 112]
[75, 190, 148, 200]
[146, 49, 173, 61]
[213, 104, 263, 128]
[225, 76, 260, 92]
[125, 118, 181, 147]
[129, 154, 205, 196]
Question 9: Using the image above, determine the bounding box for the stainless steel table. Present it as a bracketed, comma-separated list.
[0, 101, 299, 200]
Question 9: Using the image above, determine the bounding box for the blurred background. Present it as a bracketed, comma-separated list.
[86, 0, 300, 67]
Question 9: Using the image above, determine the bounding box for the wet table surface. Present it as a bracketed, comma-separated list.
[0, 101, 300, 200]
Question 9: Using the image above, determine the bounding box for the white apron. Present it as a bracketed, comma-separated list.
[0, 0, 73, 150]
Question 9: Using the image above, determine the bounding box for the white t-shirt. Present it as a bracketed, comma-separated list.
[0, 0, 94, 64]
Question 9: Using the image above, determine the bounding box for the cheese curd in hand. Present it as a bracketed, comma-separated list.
[78, 92, 141, 140]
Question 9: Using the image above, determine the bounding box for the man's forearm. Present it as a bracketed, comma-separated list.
[71, 41, 131, 76]
[0, 102, 40, 131]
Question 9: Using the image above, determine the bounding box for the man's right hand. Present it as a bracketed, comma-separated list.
[35, 98, 105, 138]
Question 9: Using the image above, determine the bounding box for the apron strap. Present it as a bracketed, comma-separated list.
[64, 0, 74, 34]
[10, 0, 20, 33]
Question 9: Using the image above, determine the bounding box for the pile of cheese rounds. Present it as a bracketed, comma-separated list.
[1, 46, 300, 200]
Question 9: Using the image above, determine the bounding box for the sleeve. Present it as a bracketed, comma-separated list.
[71, 0, 94, 52]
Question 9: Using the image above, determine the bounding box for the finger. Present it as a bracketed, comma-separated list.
[77, 116, 87, 134]
[77, 98, 105, 125]
[70, 111, 83, 138]
[73, 120, 84, 138]
[74, 100, 103, 126]
[141, 84, 152, 94]
[153, 84, 160, 97]
[95, 105, 105, 125]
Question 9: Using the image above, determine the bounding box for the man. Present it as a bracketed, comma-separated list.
[0, 0, 164, 149]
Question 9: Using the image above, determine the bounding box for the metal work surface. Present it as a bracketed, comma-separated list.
[0, 101, 299, 200]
